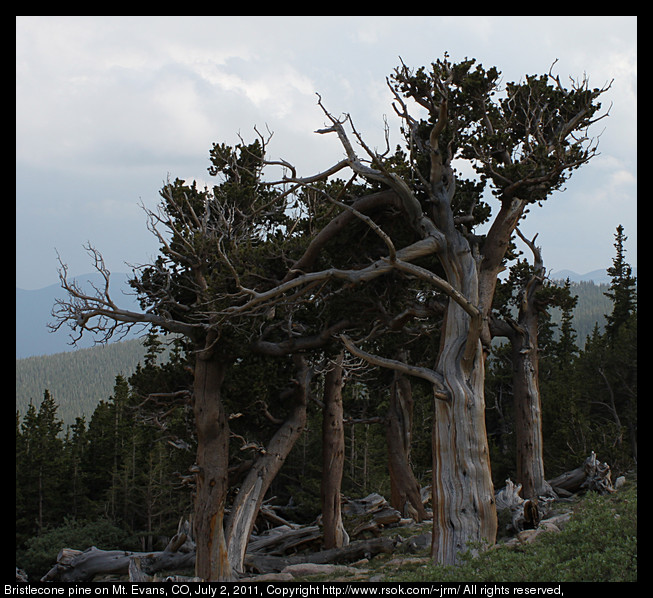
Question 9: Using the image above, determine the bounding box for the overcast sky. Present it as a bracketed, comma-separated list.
[16, 16, 637, 291]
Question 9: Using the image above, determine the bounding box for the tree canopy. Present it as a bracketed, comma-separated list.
[46, 54, 616, 579]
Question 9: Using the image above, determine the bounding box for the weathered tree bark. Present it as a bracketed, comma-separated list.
[495, 452, 617, 534]
[432, 300, 497, 564]
[386, 362, 429, 522]
[248, 525, 322, 555]
[225, 356, 311, 574]
[192, 336, 232, 581]
[321, 351, 349, 549]
[426, 183, 497, 565]
[512, 233, 553, 500]
[41, 542, 196, 582]
[342, 492, 402, 537]
[510, 324, 548, 500]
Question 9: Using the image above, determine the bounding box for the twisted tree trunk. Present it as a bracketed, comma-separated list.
[431, 243, 497, 565]
[432, 315, 497, 562]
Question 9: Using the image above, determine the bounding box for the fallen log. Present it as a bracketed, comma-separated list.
[258, 502, 300, 529]
[128, 558, 203, 582]
[246, 493, 400, 560]
[41, 518, 196, 582]
[243, 536, 395, 574]
[41, 546, 196, 582]
[342, 493, 388, 516]
[495, 452, 616, 534]
[548, 451, 615, 496]
[342, 493, 402, 538]
[248, 525, 322, 555]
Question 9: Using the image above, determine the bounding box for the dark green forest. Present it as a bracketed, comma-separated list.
[16, 229, 636, 580]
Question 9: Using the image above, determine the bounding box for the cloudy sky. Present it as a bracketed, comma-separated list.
[16, 16, 636, 291]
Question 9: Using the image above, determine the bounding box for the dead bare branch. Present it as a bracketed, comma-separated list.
[224, 237, 440, 318]
[314, 94, 444, 243]
[339, 334, 450, 402]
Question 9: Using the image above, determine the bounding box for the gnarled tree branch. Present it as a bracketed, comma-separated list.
[339, 334, 450, 402]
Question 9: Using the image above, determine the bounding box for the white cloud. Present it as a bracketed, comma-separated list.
[16, 15, 637, 289]
[198, 62, 316, 119]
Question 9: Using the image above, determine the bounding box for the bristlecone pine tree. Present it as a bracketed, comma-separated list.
[51, 55, 610, 575]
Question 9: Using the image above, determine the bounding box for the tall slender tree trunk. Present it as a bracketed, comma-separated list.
[511, 322, 549, 499]
[491, 233, 551, 500]
[321, 352, 348, 549]
[226, 356, 311, 573]
[386, 364, 428, 522]
[192, 340, 232, 581]
[431, 250, 497, 566]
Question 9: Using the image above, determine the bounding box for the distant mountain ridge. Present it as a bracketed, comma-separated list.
[16, 272, 142, 359]
[550, 267, 637, 285]
[17, 268, 633, 359]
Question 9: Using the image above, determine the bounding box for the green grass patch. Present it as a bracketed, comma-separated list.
[387, 483, 637, 583]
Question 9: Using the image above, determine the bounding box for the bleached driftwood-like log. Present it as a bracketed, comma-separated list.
[244, 536, 395, 574]
[258, 502, 300, 529]
[342, 493, 402, 538]
[495, 479, 541, 532]
[342, 492, 387, 515]
[128, 557, 203, 582]
[548, 451, 615, 496]
[41, 546, 196, 582]
[248, 525, 322, 555]
[41, 519, 196, 582]
[495, 452, 616, 534]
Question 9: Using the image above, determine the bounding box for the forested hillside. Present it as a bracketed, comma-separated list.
[549, 280, 611, 345]
[16, 338, 151, 425]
